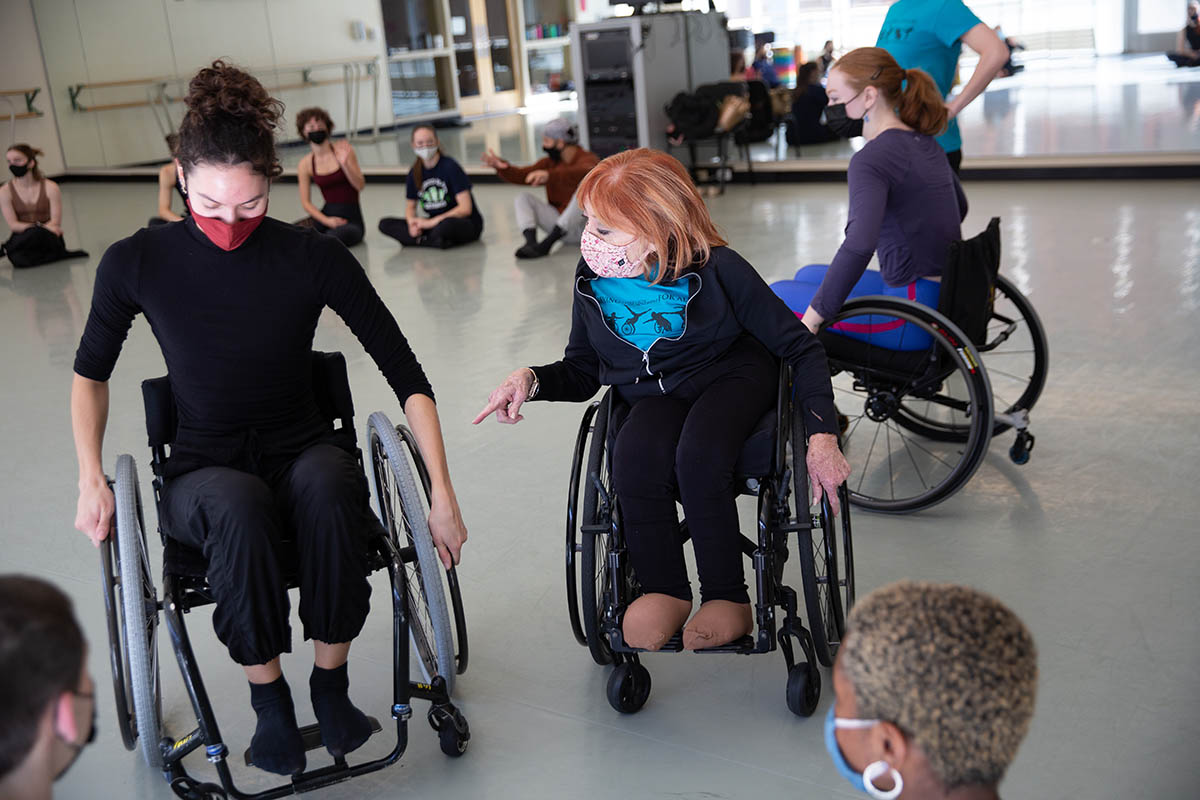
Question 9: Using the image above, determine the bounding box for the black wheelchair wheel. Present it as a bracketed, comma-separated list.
[791, 409, 854, 667]
[439, 722, 470, 757]
[606, 661, 652, 714]
[824, 298, 994, 513]
[110, 454, 164, 768]
[785, 662, 821, 718]
[396, 424, 470, 677]
[368, 413, 457, 695]
[894, 275, 1047, 441]
[565, 402, 600, 648]
[580, 399, 616, 666]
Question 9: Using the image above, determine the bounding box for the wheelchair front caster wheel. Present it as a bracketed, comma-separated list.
[785, 663, 821, 717]
[607, 662, 652, 714]
[438, 721, 469, 757]
[429, 704, 470, 757]
[1009, 431, 1035, 465]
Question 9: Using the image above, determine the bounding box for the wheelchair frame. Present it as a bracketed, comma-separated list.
[565, 362, 854, 716]
[98, 352, 470, 798]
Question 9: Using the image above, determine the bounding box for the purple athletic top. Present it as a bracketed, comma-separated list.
[810, 128, 968, 320]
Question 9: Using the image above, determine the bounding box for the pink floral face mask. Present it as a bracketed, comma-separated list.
[581, 229, 644, 278]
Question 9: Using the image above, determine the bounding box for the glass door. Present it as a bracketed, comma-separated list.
[449, 0, 521, 116]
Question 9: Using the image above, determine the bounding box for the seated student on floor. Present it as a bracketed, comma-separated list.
[1167, 1, 1200, 68]
[1, 145, 88, 268]
[379, 125, 482, 250]
[71, 61, 469, 777]
[0, 575, 95, 800]
[148, 133, 189, 227]
[293, 107, 366, 247]
[474, 148, 850, 654]
[481, 118, 599, 259]
[772, 48, 966, 349]
[827, 581, 1037, 800]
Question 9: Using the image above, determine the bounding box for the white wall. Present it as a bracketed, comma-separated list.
[0, 0, 65, 175]
[31, 0, 394, 168]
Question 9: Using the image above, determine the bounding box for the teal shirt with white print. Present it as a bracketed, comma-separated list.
[591, 270, 691, 351]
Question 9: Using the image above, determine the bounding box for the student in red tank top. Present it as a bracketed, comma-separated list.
[294, 108, 366, 247]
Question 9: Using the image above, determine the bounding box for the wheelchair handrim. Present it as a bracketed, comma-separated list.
[826, 301, 993, 513]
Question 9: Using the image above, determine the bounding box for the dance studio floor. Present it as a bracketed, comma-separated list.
[2, 173, 1197, 799]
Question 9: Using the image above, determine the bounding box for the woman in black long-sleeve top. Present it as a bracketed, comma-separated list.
[475, 149, 850, 655]
[70, 61, 468, 777]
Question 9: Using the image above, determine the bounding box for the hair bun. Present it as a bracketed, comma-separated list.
[184, 60, 282, 134]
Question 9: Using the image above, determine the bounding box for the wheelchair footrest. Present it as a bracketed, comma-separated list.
[244, 716, 383, 767]
[613, 631, 756, 654]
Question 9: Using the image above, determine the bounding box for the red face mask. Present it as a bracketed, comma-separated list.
[186, 198, 268, 251]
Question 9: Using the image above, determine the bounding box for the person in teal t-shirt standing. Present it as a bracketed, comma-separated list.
[877, 0, 1009, 173]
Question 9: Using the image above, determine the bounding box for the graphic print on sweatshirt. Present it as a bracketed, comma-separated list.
[591, 274, 692, 350]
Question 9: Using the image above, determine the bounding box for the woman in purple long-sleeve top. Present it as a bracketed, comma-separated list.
[772, 48, 967, 350]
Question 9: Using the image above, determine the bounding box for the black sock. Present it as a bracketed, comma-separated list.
[521, 227, 538, 247]
[248, 677, 306, 775]
[534, 225, 566, 255]
[310, 663, 373, 758]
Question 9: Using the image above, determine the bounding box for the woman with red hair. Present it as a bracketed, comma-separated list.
[475, 148, 849, 652]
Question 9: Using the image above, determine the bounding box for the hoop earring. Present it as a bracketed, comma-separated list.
[863, 760, 903, 800]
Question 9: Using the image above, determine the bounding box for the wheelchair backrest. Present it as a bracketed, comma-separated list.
[140, 350, 356, 451]
[937, 217, 1001, 346]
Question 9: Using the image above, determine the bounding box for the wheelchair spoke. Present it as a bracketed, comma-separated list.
[885, 423, 895, 501]
[856, 421, 884, 494]
[890, 421, 932, 491]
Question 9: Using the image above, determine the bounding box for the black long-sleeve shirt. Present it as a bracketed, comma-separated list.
[74, 217, 432, 455]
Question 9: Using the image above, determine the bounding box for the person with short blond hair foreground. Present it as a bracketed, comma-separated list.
[827, 581, 1037, 799]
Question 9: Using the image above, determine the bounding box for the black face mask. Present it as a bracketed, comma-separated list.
[54, 693, 96, 782]
[9, 163, 30, 178]
[824, 103, 864, 138]
[543, 145, 562, 162]
[307, 130, 329, 145]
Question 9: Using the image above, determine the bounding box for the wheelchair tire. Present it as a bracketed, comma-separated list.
[606, 661, 652, 714]
[396, 424, 469, 677]
[894, 275, 1048, 441]
[112, 454, 164, 768]
[825, 298, 993, 513]
[785, 662, 821, 718]
[565, 402, 599, 648]
[791, 410, 854, 667]
[580, 398, 616, 666]
[368, 413, 457, 695]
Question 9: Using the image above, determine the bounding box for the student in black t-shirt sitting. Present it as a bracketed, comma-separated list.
[1167, 1, 1200, 68]
[379, 126, 484, 249]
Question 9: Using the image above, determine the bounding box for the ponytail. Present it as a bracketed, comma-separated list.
[831, 47, 948, 138]
[897, 68, 948, 137]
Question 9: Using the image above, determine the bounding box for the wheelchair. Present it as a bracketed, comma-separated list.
[564, 362, 854, 716]
[817, 217, 1049, 513]
[97, 351, 471, 798]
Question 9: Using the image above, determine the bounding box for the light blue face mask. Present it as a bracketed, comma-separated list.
[823, 705, 904, 800]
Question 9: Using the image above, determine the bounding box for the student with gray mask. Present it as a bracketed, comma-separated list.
[481, 118, 598, 259]
[0, 575, 95, 800]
